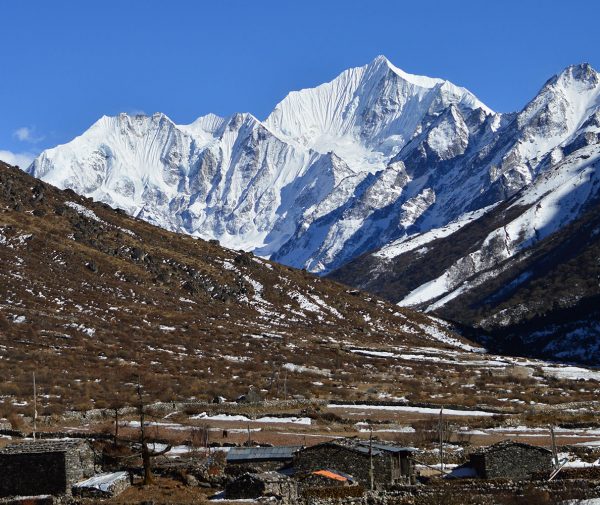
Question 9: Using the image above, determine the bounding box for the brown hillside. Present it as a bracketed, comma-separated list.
[0, 161, 596, 415]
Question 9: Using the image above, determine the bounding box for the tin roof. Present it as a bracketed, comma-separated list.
[226, 445, 302, 463]
[301, 438, 416, 457]
[364, 442, 418, 454]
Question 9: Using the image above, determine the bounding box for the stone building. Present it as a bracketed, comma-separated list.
[0, 440, 95, 498]
[225, 471, 297, 502]
[469, 441, 553, 479]
[293, 438, 417, 489]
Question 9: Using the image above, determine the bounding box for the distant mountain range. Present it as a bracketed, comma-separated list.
[28, 55, 491, 271]
[26, 57, 600, 362]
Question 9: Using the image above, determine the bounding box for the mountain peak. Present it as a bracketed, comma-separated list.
[562, 62, 598, 81]
[366, 54, 445, 90]
[546, 62, 600, 91]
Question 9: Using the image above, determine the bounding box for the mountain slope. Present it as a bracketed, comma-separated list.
[4, 159, 600, 415]
[0, 159, 494, 411]
[330, 134, 600, 363]
[24, 59, 600, 361]
[274, 67, 599, 274]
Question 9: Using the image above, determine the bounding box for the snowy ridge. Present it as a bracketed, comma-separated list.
[264, 55, 490, 172]
[27, 58, 600, 280]
[374, 204, 499, 260]
[399, 144, 600, 310]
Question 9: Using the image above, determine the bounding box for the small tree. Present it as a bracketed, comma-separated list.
[136, 377, 171, 485]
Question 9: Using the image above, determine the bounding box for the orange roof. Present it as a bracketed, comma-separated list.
[312, 470, 348, 481]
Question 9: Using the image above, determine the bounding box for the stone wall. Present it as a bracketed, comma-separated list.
[64, 442, 95, 485]
[226, 472, 297, 503]
[290, 480, 600, 505]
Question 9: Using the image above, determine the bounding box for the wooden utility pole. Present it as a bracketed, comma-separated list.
[283, 370, 288, 400]
[550, 426, 559, 467]
[137, 377, 153, 486]
[369, 426, 374, 491]
[114, 408, 119, 447]
[32, 371, 37, 440]
[438, 407, 444, 473]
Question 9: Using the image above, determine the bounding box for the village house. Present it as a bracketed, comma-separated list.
[298, 469, 365, 501]
[293, 438, 417, 490]
[468, 440, 554, 480]
[0, 439, 95, 498]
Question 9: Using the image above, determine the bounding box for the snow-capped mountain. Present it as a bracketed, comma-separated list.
[275, 64, 600, 272]
[328, 64, 600, 362]
[31, 111, 325, 254]
[28, 58, 600, 283]
[264, 55, 489, 171]
[28, 56, 493, 268]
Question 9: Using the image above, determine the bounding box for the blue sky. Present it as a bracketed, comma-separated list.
[1, 0, 599, 166]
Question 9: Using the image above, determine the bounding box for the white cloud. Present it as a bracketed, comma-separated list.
[0, 150, 36, 169]
[13, 126, 44, 143]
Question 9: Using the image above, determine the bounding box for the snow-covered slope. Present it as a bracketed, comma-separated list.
[264, 55, 490, 172]
[31, 111, 333, 254]
[28, 59, 600, 281]
[400, 144, 600, 310]
[330, 79, 600, 305]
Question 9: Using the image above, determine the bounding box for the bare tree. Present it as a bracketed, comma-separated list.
[136, 376, 171, 485]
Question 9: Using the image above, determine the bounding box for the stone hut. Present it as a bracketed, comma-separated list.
[293, 438, 417, 489]
[0, 439, 95, 498]
[469, 441, 553, 480]
[225, 471, 297, 502]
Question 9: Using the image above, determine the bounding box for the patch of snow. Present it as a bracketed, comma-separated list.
[283, 363, 330, 376]
[327, 404, 499, 417]
[542, 366, 600, 381]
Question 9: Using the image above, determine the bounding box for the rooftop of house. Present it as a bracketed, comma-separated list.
[0, 439, 87, 455]
[311, 469, 355, 482]
[226, 445, 302, 463]
[472, 440, 553, 456]
[300, 437, 417, 457]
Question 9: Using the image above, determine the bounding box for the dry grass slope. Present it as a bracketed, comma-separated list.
[0, 161, 471, 413]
